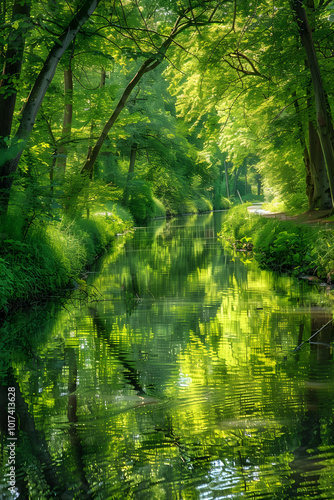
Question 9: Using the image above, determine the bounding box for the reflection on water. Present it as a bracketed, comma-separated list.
[1, 212, 334, 499]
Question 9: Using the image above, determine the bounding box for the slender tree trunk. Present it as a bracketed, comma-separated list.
[303, 144, 315, 206]
[291, 0, 334, 207]
[57, 67, 73, 174]
[291, 4, 332, 210]
[255, 173, 261, 196]
[0, 0, 30, 217]
[293, 92, 314, 207]
[65, 31, 180, 213]
[80, 18, 186, 178]
[128, 142, 137, 176]
[293, 85, 331, 209]
[84, 67, 106, 219]
[224, 160, 230, 199]
[233, 164, 242, 197]
[100, 65, 106, 87]
[309, 120, 332, 208]
[50, 152, 56, 198]
[0, 0, 31, 142]
[86, 67, 106, 164]
[80, 60, 157, 177]
[0, 0, 100, 216]
[122, 142, 137, 205]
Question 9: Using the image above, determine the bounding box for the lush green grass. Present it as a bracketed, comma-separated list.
[240, 194, 265, 203]
[219, 204, 334, 279]
[0, 211, 132, 313]
[152, 197, 167, 218]
[163, 193, 232, 216]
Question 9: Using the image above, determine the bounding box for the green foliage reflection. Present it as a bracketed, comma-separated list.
[1, 214, 334, 499]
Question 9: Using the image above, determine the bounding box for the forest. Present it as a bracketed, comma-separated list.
[1, 0, 334, 305]
[3, 2, 334, 498]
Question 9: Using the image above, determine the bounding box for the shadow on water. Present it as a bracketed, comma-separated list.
[1, 212, 334, 498]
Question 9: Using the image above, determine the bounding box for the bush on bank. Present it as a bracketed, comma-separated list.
[219, 204, 334, 280]
[0, 208, 132, 313]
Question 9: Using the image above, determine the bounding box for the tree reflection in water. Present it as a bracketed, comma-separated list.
[1, 213, 334, 499]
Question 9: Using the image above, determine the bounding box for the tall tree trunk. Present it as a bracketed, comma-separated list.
[100, 65, 106, 87]
[64, 20, 186, 214]
[0, 0, 31, 142]
[80, 59, 159, 177]
[233, 165, 241, 197]
[0, 0, 100, 216]
[224, 160, 230, 199]
[293, 86, 331, 209]
[57, 67, 73, 174]
[293, 92, 314, 207]
[309, 119, 332, 209]
[255, 173, 261, 196]
[122, 142, 138, 205]
[86, 67, 106, 164]
[84, 67, 106, 219]
[303, 144, 315, 207]
[292, 2, 332, 210]
[291, 0, 334, 208]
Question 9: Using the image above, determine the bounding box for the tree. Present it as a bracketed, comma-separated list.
[56, 49, 75, 174]
[165, 0, 334, 211]
[79, 10, 198, 177]
[290, 0, 334, 208]
[0, 0, 101, 216]
[0, 0, 31, 142]
[47, 0, 233, 214]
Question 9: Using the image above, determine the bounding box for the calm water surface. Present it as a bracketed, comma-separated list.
[1, 212, 334, 499]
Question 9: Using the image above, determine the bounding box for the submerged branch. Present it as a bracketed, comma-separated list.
[294, 319, 333, 351]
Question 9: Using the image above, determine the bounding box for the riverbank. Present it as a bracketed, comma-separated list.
[0, 199, 229, 315]
[219, 204, 334, 282]
[0, 195, 230, 316]
[0, 208, 133, 314]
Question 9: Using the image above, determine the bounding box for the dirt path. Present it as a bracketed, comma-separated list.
[248, 204, 333, 226]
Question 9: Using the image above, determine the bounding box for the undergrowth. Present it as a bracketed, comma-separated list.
[219, 204, 333, 279]
[0, 210, 132, 313]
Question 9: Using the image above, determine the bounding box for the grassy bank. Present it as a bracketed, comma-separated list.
[0, 205, 133, 313]
[219, 204, 334, 281]
[121, 175, 234, 223]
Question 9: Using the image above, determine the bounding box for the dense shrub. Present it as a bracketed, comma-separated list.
[152, 197, 166, 218]
[241, 194, 265, 203]
[220, 197, 233, 209]
[126, 180, 155, 224]
[0, 212, 131, 313]
[105, 202, 133, 223]
[194, 196, 213, 213]
[219, 205, 331, 278]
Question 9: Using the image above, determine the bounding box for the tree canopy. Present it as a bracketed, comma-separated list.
[1, 0, 334, 230]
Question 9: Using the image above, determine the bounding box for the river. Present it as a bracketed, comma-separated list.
[1, 211, 334, 499]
